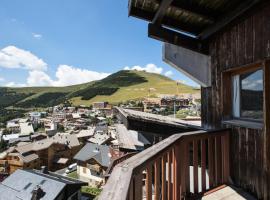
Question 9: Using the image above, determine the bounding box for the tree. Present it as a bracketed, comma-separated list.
[57, 124, 65, 132]
[0, 137, 8, 151]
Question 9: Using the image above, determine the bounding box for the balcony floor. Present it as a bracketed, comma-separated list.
[202, 186, 256, 200]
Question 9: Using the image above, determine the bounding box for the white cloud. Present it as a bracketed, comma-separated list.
[124, 63, 163, 74]
[25, 65, 110, 87]
[0, 77, 4, 82]
[242, 79, 263, 91]
[5, 82, 26, 87]
[32, 33, 42, 39]
[0, 46, 47, 71]
[27, 70, 54, 86]
[165, 70, 173, 77]
[52, 65, 110, 86]
[177, 80, 187, 84]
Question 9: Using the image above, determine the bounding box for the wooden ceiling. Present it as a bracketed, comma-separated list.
[128, 0, 261, 53]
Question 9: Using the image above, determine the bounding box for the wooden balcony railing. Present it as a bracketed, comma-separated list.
[98, 129, 230, 200]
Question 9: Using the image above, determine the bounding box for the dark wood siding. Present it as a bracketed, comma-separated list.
[202, 2, 270, 199]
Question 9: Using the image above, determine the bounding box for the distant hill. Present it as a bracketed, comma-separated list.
[0, 70, 200, 108]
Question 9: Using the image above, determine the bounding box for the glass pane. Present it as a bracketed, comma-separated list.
[240, 69, 263, 120]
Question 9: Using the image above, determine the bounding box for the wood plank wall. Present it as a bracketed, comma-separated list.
[201, 2, 270, 199]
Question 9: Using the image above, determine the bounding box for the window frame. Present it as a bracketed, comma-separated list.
[222, 61, 269, 126]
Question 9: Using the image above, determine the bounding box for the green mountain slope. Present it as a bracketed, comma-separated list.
[0, 70, 200, 108]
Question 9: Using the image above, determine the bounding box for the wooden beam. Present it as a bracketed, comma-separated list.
[169, 1, 217, 20]
[148, 23, 208, 55]
[152, 0, 173, 25]
[199, 0, 260, 39]
[130, 6, 201, 34]
[155, 0, 215, 24]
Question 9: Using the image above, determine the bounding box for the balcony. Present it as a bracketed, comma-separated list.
[99, 129, 233, 200]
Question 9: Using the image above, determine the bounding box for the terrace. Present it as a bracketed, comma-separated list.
[99, 0, 268, 199]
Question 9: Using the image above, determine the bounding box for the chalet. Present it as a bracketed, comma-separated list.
[142, 97, 162, 112]
[0, 168, 86, 200]
[74, 143, 112, 187]
[93, 102, 109, 110]
[0, 133, 81, 174]
[99, 0, 270, 199]
[160, 96, 190, 108]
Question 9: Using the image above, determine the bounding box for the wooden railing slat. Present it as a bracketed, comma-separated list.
[201, 139, 206, 192]
[167, 151, 172, 200]
[180, 141, 186, 198]
[129, 178, 134, 200]
[134, 173, 143, 200]
[162, 154, 167, 200]
[146, 165, 153, 200]
[155, 159, 161, 200]
[174, 145, 181, 200]
[208, 137, 214, 188]
[215, 136, 222, 185]
[222, 131, 230, 183]
[193, 140, 199, 194]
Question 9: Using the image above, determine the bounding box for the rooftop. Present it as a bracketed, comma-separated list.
[117, 107, 201, 128]
[115, 124, 150, 150]
[0, 169, 86, 200]
[74, 143, 111, 167]
[16, 133, 79, 153]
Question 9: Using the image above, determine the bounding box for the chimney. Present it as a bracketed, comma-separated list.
[40, 166, 48, 174]
[31, 185, 45, 200]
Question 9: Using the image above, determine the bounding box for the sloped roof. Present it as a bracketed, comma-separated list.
[76, 128, 95, 138]
[74, 143, 111, 167]
[0, 169, 65, 200]
[0, 169, 86, 200]
[15, 133, 80, 154]
[115, 124, 150, 150]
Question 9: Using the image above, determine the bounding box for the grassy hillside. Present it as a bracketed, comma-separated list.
[0, 70, 200, 108]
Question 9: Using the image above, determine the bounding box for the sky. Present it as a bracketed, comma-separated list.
[0, 0, 198, 87]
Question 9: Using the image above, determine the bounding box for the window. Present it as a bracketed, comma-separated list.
[232, 68, 263, 121]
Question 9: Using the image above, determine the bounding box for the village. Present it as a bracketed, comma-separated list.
[0, 94, 200, 199]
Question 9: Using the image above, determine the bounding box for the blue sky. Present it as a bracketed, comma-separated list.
[0, 0, 197, 87]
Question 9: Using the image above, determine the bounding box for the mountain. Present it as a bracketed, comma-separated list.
[0, 70, 200, 108]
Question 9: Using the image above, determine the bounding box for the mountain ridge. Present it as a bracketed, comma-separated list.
[0, 70, 199, 108]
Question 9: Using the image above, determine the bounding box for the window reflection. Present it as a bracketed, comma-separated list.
[240, 69, 263, 120]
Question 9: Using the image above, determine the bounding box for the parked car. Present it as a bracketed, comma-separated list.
[65, 163, 77, 174]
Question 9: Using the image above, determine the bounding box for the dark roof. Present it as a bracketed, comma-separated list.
[74, 143, 111, 167]
[129, 0, 261, 40]
[0, 169, 86, 200]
